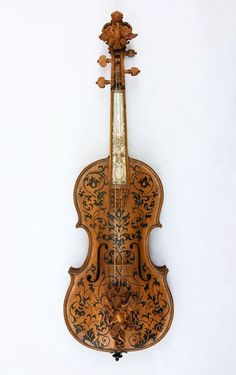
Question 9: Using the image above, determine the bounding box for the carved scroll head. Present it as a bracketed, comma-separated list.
[99, 11, 137, 50]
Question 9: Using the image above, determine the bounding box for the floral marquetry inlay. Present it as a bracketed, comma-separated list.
[64, 11, 174, 361]
[64, 157, 173, 354]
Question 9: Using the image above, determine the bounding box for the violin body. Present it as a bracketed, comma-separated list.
[64, 157, 173, 353]
[64, 11, 173, 359]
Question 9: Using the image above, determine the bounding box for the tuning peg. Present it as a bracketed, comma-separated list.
[125, 49, 137, 57]
[96, 77, 110, 88]
[125, 67, 140, 76]
[97, 55, 111, 67]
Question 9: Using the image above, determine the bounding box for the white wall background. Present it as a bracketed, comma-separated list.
[0, 1, 236, 374]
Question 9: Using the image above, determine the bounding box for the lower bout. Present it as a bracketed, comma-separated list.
[64, 273, 174, 353]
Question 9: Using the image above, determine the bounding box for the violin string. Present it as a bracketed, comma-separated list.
[108, 53, 112, 286]
[116, 51, 121, 288]
[121, 51, 125, 288]
[114, 51, 117, 286]
[119, 53, 124, 289]
[118, 52, 124, 285]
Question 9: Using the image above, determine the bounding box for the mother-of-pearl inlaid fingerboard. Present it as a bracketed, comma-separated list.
[111, 92, 128, 185]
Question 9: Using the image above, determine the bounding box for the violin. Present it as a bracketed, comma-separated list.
[64, 11, 174, 361]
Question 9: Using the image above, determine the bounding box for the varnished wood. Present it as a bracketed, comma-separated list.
[125, 67, 140, 76]
[96, 76, 110, 88]
[64, 11, 174, 360]
[99, 11, 137, 50]
[97, 55, 111, 68]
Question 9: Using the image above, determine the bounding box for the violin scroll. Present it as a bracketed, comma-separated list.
[99, 11, 137, 50]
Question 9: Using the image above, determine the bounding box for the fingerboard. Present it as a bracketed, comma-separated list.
[111, 91, 128, 185]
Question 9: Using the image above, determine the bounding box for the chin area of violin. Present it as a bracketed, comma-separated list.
[64, 157, 174, 353]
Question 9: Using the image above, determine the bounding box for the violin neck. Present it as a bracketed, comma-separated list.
[109, 50, 129, 187]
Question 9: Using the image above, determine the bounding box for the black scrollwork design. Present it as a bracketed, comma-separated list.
[130, 165, 159, 228]
[78, 165, 108, 238]
[130, 242, 151, 281]
[68, 161, 171, 352]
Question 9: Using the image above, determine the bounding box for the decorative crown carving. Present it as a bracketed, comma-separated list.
[99, 11, 137, 50]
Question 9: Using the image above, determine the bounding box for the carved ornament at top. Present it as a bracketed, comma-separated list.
[99, 11, 137, 50]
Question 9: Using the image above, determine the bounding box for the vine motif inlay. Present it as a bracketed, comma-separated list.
[64, 10, 174, 359]
[66, 159, 171, 351]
